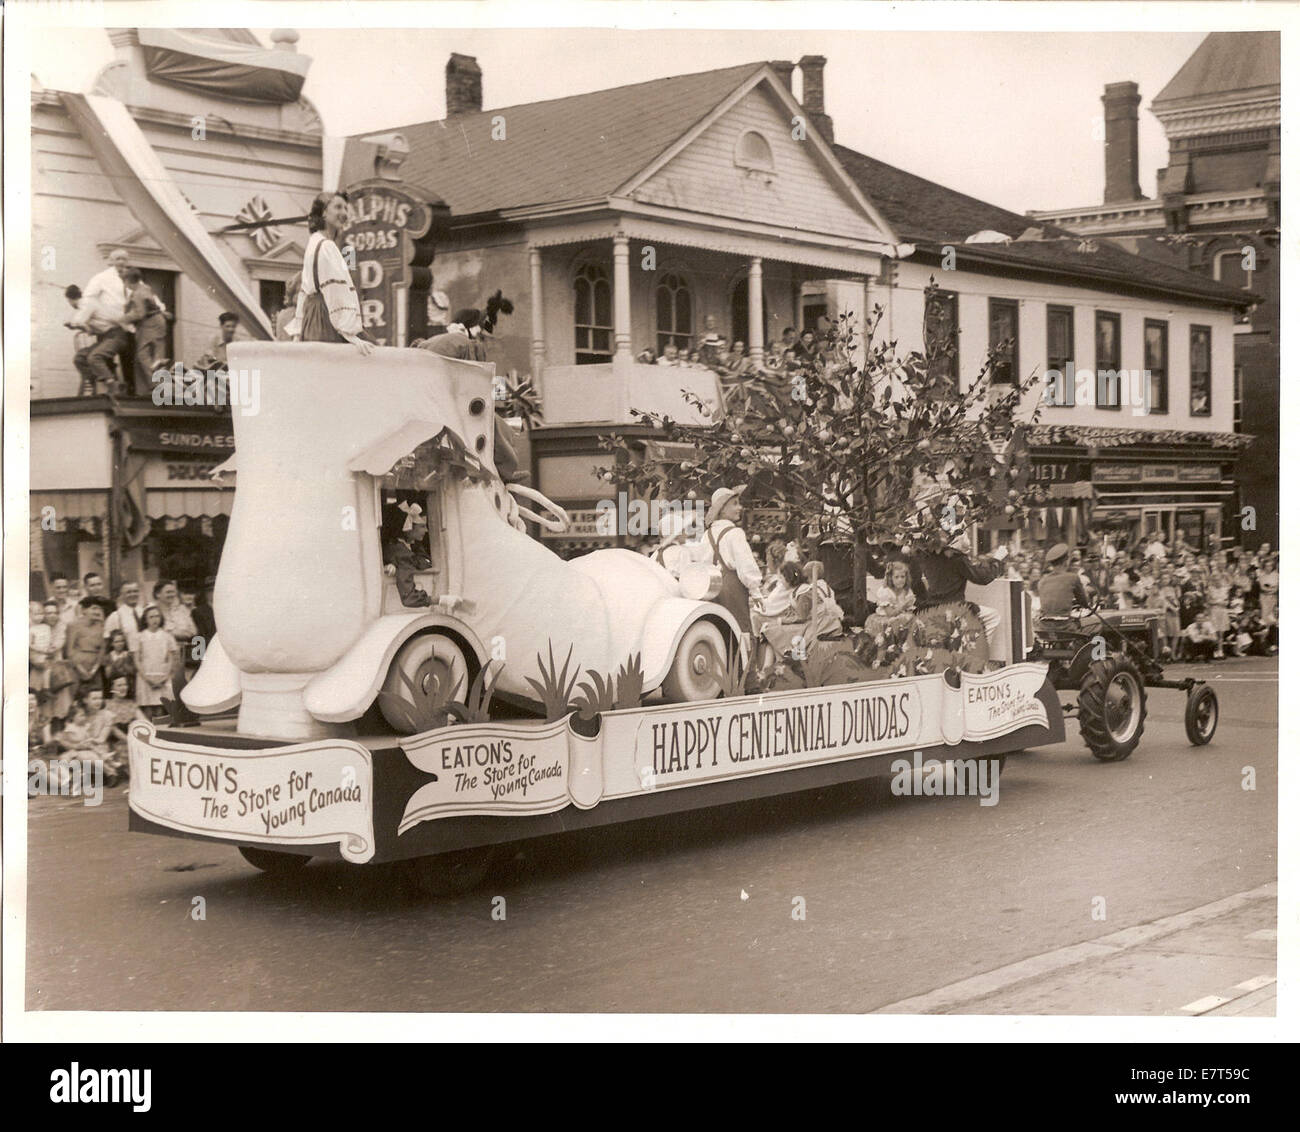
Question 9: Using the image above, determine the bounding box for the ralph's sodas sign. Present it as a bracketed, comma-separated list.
[339, 181, 447, 347]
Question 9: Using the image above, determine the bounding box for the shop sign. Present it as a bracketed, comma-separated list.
[1141, 465, 1181, 483]
[1092, 464, 1142, 483]
[540, 508, 616, 539]
[338, 181, 449, 348]
[1177, 465, 1220, 482]
[1030, 460, 1081, 483]
[127, 425, 235, 455]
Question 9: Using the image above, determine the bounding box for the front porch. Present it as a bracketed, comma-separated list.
[525, 217, 881, 425]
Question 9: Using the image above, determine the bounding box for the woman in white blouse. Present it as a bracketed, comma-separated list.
[292, 191, 374, 355]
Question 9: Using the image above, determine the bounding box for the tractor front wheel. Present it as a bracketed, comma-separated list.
[1078, 655, 1147, 762]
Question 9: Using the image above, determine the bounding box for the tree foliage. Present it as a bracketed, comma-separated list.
[598, 281, 1041, 563]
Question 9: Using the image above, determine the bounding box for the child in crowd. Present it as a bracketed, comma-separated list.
[135, 605, 178, 718]
[103, 629, 136, 690]
[82, 688, 129, 785]
[105, 675, 143, 774]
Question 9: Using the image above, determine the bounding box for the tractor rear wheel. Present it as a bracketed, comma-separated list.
[1078, 655, 1146, 762]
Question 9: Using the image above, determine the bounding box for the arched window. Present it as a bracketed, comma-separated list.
[735, 130, 775, 172]
[655, 272, 693, 354]
[574, 262, 612, 365]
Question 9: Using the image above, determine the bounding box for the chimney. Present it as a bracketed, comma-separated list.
[446, 53, 482, 116]
[798, 54, 834, 144]
[1102, 81, 1143, 203]
[770, 60, 795, 93]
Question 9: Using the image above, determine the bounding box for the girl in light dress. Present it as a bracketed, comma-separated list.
[134, 605, 178, 717]
[1205, 571, 1231, 659]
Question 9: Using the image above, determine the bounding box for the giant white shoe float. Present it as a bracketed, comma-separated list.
[182, 343, 744, 740]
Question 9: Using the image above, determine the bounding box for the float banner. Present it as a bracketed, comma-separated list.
[399, 715, 598, 833]
[397, 662, 1051, 830]
[126, 721, 376, 862]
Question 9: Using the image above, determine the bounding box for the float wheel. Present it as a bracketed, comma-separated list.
[1078, 655, 1146, 761]
[378, 632, 471, 734]
[1184, 684, 1219, 746]
[661, 620, 729, 702]
[238, 846, 310, 874]
[403, 847, 497, 897]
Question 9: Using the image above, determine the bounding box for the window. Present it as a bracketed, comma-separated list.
[573, 262, 613, 365]
[655, 272, 693, 354]
[1046, 305, 1075, 406]
[1233, 365, 1243, 432]
[1095, 311, 1121, 409]
[1189, 325, 1212, 416]
[988, 299, 1018, 385]
[924, 290, 959, 385]
[1143, 319, 1168, 413]
[735, 130, 775, 172]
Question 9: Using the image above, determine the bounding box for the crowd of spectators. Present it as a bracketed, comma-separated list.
[1003, 530, 1278, 661]
[28, 572, 215, 790]
[636, 323, 843, 379]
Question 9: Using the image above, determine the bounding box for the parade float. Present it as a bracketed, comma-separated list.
[127, 342, 1067, 893]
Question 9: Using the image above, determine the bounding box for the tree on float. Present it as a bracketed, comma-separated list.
[600, 282, 1043, 618]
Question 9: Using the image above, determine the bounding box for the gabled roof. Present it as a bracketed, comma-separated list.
[833, 144, 1253, 309]
[365, 63, 766, 216]
[1154, 31, 1281, 105]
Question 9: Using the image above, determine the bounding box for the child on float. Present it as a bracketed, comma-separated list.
[788, 561, 845, 641]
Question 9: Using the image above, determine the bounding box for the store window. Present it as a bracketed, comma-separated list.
[988, 299, 1018, 385]
[1095, 311, 1121, 409]
[655, 272, 693, 354]
[1143, 319, 1168, 413]
[574, 262, 613, 365]
[1189, 325, 1212, 416]
[1045, 305, 1074, 406]
[924, 289, 959, 385]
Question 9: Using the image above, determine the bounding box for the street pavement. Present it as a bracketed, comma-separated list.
[23, 657, 1277, 1015]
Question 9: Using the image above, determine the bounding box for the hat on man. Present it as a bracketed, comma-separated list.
[706, 486, 745, 525]
[1045, 542, 1070, 565]
[452, 308, 482, 330]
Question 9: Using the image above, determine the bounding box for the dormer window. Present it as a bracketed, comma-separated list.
[735, 130, 775, 173]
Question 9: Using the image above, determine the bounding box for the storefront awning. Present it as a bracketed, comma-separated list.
[146, 489, 234, 520]
[60, 93, 275, 339]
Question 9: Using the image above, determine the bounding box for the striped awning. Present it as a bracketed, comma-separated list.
[145, 489, 234, 519]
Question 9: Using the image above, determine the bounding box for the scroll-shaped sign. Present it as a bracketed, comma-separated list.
[398, 716, 603, 834]
[126, 721, 376, 862]
[338, 179, 449, 347]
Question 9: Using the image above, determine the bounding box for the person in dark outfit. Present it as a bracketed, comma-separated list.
[910, 538, 1004, 671]
[385, 508, 434, 608]
[416, 307, 523, 484]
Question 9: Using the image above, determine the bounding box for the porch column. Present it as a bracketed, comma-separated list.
[747, 256, 764, 364]
[528, 246, 546, 393]
[612, 232, 633, 360]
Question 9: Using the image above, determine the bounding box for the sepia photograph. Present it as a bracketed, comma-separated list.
[2, 0, 1292, 1059]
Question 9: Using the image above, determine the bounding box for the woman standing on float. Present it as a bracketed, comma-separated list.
[290, 191, 374, 354]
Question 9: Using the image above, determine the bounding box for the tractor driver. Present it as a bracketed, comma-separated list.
[1038, 542, 1088, 618]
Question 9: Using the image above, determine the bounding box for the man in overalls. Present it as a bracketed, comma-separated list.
[703, 487, 764, 634]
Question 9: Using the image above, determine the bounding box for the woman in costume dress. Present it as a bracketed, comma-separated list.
[291, 191, 374, 355]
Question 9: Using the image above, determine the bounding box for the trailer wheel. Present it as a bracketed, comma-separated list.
[379, 632, 471, 734]
[238, 846, 310, 874]
[1078, 655, 1146, 762]
[661, 620, 728, 702]
[404, 846, 497, 897]
[1184, 684, 1219, 746]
